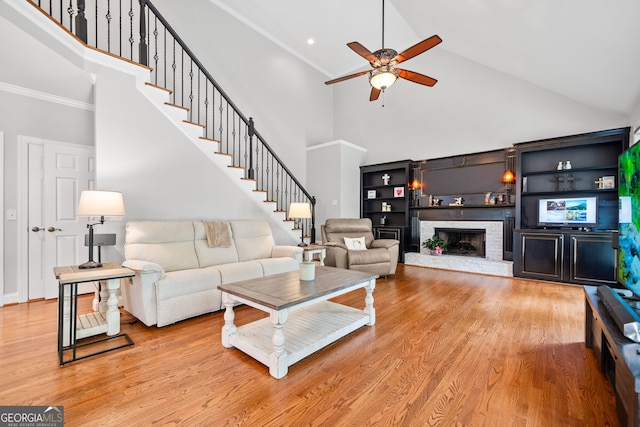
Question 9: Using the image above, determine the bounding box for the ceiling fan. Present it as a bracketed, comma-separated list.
[324, 0, 442, 101]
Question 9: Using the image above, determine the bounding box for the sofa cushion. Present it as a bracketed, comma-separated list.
[348, 247, 390, 266]
[216, 260, 265, 284]
[193, 221, 239, 267]
[125, 221, 199, 272]
[231, 221, 276, 262]
[258, 257, 300, 276]
[155, 267, 222, 301]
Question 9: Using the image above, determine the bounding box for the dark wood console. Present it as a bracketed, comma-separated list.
[585, 286, 640, 426]
[514, 229, 617, 285]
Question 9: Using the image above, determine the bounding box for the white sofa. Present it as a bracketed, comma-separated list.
[121, 220, 302, 327]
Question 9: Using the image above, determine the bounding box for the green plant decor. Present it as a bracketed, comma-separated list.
[422, 234, 447, 254]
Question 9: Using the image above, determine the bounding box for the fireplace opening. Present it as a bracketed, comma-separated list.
[435, 228, 486, 257]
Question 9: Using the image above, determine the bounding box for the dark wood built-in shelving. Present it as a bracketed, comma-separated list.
[513, 127, 630, 284]
[360, 160, 413, 261]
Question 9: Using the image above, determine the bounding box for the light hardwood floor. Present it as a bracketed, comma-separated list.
[0, 265, 618, 426]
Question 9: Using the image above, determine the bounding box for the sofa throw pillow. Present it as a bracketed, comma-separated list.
[344, 236, 367, 251]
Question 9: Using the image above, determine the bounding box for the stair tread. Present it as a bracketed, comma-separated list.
[199, 136, 220, 143]
[165, 102, 189, 111]
[183, 120, 205, 128]
[145, 82, 173, 94]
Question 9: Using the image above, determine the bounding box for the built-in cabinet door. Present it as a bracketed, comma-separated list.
[570, 234, 617, 285]
[518, 233, 564, 281]
[515, 231, 616, 285]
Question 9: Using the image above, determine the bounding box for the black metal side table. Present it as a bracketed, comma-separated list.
[54, 263, 135, 366]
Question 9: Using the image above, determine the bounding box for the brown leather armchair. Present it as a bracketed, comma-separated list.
[321, 218, 399, 276]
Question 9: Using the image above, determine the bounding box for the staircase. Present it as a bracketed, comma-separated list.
[20, 0, 316, 243]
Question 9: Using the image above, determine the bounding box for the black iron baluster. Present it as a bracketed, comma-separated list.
[247, 118, 255, 179]
[118, 0, 122, 57]
[171, 38, 176, 104]
[152, 16, 158, 86]
[188, 60, 194, 122]
[163, 27, 167, 90]
[204, 81, 209, 138]
[94, 0, 97, 48]
[106, 0, 112, 52]
[218, 100, 223, 151]
[138, 0, 147, 65]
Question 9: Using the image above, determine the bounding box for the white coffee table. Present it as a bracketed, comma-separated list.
[219, 266, 377, 379]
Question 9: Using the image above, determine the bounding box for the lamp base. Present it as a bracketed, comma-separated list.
[78, 260, 103, 269]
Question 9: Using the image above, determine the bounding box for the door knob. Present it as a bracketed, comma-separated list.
[31, 226, 43, 232]
[48, 227, 62, 232]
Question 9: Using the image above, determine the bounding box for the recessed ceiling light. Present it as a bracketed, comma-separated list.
[307, 38, 315, 45]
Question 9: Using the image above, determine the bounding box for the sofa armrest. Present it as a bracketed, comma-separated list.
[122, 259, 166, 279]
[272, 245, 303, 263]
[371, 239, 399, 249]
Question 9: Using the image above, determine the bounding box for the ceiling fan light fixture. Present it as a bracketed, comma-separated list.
[370, 67, 398, 90]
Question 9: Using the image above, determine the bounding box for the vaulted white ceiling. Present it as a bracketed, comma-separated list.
[212, 0, 640, 116]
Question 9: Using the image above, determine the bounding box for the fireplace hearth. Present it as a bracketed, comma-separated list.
[405, 220, 512, 277]
[436, 228, 486, 257]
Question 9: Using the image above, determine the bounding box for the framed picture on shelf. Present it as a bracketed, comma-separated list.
[602, 176, 615, 189]
[367, 190, 377, 199]
[394, 187, 404, 197]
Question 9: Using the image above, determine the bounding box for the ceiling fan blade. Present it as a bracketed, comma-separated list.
[394, 35, 442, 64]
[370, 87, 381, 102]
[397, 69, 438, 87]
[347, 42, 378, 65]
[324, 70, 370, 85]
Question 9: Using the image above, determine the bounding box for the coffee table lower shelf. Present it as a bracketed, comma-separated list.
[228, 301, 370, 377]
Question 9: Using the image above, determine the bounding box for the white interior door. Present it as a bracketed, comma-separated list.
[27, 140, 95, 300]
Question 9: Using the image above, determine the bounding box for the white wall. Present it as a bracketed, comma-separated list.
[333, 48, 629, 164]
[307, 140, 366, 241]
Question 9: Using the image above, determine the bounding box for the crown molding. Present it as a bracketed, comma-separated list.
[0, 82, 94, 111]
[306, 139, 367, 152]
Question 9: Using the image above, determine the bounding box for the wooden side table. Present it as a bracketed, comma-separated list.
[303, 245, 326, 265]
[54, 263, 135, 366]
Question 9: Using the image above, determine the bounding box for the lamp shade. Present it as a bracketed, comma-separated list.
[501, 170, 516, 184]
[288, 202, 311, 219]
[78, 191, 125, 217]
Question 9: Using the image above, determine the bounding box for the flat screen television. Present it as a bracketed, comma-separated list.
[618, 141, 640, 297]
[537, 196, 598, 228]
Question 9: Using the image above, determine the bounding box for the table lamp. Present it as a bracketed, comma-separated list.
[77, 190, 125, 269]
[288, 202, 311, 247]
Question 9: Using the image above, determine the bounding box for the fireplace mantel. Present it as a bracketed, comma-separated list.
[411, 205, 515, 222]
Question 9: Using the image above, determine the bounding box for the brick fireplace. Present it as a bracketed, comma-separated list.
[435, 228, 486, 257]
[404, 220, 513, 276]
